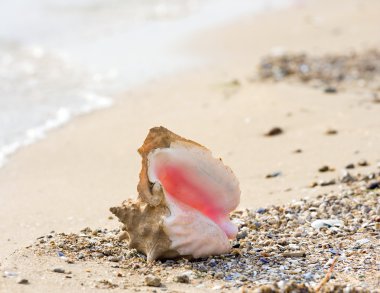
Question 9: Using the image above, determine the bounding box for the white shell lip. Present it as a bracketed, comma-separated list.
[163, 195, 231, 258]
[147, 141, 240, 242]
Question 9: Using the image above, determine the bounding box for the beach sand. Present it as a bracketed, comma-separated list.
[1, 0, 379, 291]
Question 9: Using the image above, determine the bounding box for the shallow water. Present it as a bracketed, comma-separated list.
[0, 0, 291, 167]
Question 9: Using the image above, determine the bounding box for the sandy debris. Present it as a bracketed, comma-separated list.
[26, 170, 379, 292]
[257, 49, 380, 93]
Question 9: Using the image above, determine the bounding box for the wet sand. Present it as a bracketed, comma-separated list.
[1, 0, 380, 292]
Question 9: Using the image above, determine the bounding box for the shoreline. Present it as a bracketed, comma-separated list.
[0, 0, 292, 170]
[1, 0, 380, 291]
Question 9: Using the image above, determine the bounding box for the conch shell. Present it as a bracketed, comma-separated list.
[110, 127, 240, 261]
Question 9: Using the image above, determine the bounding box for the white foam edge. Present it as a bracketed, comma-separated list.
[0, 93, 113, 168]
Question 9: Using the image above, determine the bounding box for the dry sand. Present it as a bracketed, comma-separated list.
[1, 0, 380, 292]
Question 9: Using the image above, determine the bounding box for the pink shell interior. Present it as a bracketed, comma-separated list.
[148, 144, 240, 239]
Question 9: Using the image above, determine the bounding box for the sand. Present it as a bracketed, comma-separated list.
[15, 171, 379, 292]
[1, 0, 380, 292]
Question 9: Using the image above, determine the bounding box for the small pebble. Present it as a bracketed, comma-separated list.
[237, 230, 248, 240]
[324, 86, 337, 93]
[197, 264, 207, 272]
[17, 278, 29, 285]
[345, 163, 355, 169]
[319, 179, 336, 186]
[358, 159, 369, 167]
[318, 165, 334, 172]
[3, 271, 18, 277]
[288, 244, 300, 250]
[311, 219, 343, 229]
[65, 259, 75, 264]
[265, 171, 282, 178]
[340, 171, 355, 183]
[303, 272, 314, 280]
[174, 273, 190, 284]
[52, 268, 65, 274]
[367, 180, 379, 190]
[373, 93, 380, 103]
[265, 127, 283, 136]
[256, 207, 267, 214]
[108, 256, 121, 262]
[309, 181, 318, 188]
[326, 129, 338, 135]
[282, 251, 306, 257]
[145, 275, 161, 287]
[259, 257, 269, 264]
[355, 238, 370, 247]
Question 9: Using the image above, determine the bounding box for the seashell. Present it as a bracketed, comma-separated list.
[110, 127, 240, 261]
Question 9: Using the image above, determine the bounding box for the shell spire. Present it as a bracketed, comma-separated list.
[110, 126, 241, 261]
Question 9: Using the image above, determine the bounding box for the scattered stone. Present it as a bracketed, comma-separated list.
[52, 268, 65, 274]
[265, 171, 282, 178]
[367, 180, 380, 190]
[257, 49, 380, 94]
[303, 272, 314, 281]
[355, 238, 370, 248]
[237, 230, 248, 240]
[265, 127, 283, 136]
[325, 129, 338, 135]
[358, 159, 369, 167]
[324, 86, 337, 93]
[319, 179, 336, 186]
[197, 264, 208, 272]
[225, 79, 241, 87]
[311, 219, 343, 229]
[345, 163, 355, 169]
[174, 273, 190, 284]
[293, 149, 302, 153]
[282, 251, 306, 257]
[108, 256, 121, 262]
[340, 171, 356, 183]
[256, 207, 267, 214]
[371, 92, 380, 103]
[97, 279, 118, 289]
[65, 259, 75, 264]
[3, 271, 18, 277]
[319, 165, 334, 172]
[17, 278, 29, 285]
[288, 243, 300, 250]
[145, 275, 161, 287]
[309, 181, 318, 188]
